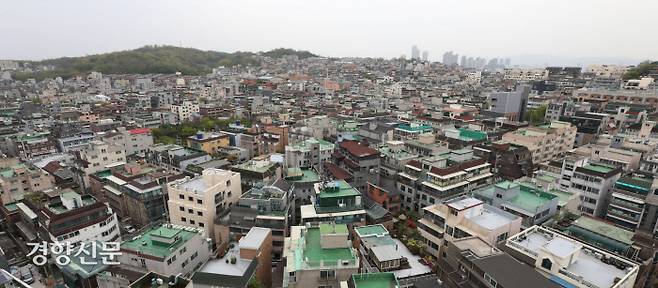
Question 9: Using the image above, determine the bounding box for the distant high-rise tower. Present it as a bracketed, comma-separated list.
[422, 51, 428, 61]
[442, 51, 459, 66]
[411, 45, 420, 60]
[460, 56, 467, 67]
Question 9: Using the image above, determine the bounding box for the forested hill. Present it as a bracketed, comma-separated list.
[12, 46, 318, 80]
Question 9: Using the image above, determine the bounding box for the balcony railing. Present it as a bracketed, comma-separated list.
[609, 198, 644, 212]
[607, 209, 641, 223]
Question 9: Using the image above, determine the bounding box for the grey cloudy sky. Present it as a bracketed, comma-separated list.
[1, 0, 656, 65]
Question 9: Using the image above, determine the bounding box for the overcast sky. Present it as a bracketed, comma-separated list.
[1, 0, 656, 65]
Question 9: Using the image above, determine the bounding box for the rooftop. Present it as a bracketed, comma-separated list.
[446, 197, 483, 211]
[199, 243, 253, 277]
[285, 167, 320, 183]
[121, 224, 202, 259]
[466, 206, 520, 230]
[570, 216, 634, 245]
[287, 138, 335, 151]
[582, 163, 617, 174]
[239, 227, 271, 250]
[319, 223, 349, 235]
[355, 224, 388, 237]
[339, 140, 379, 157]
[352, 272, 399, 288]
[232, 158, 277, 173]
[396, 123, 433, 133]
[316, 180, 361, 199]
[301, 226, 356, 267]
[507, 226, 638, 288]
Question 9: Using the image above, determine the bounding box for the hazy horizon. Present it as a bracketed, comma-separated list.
[2, 0, 656, 66]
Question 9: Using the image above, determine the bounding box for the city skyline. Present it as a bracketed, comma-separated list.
[1, 0, 656, 66]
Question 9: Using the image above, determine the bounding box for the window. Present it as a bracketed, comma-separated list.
[541, 258, 553, 270]
[197, 199, 203, 204]
[199, 223, 204, 227]
[190, 220, 195, 225]
[319, 270, 336, 279]
[181, 217, 186, 222]
[188, 209, 193, 214]
[179, 206, 184, 211]
[179, 247, 187, 255]
[497, 232, 509, 242]
[197, 211, 203, 216]
[484, 273, 498, 287]
[179, 194, 184, 199]
[188, 196, 193, 201]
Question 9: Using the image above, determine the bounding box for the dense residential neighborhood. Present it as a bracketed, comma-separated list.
[1, 5, 658, 286]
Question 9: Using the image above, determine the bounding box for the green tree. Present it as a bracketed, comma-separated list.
[524, 105, 547, 125]
[623, 60, 658, 80]
[247, 277, 263, 288]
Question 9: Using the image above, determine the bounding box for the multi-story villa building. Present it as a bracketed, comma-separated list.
[506, 225, 639, 288]
[38, 191, 120, 245]
[417, 196, 521, 259]
[501, 121, 577, 165]
[300, 180, 366, 226]
[282, 223, 359, 288]
[215, 179, 291, 260]
[397, 149, 494, 213]
[168, 168, 242, 243]
[284, 138, 335, 172]
[118, 223, 211, 278]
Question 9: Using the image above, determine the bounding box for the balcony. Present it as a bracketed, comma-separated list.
[607, 209, 641, 223]
[609, 198, 644, 213]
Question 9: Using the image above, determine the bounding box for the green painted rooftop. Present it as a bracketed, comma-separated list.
[4, 202, 19, 212]
[355, 224, 388, 237]
[397, 124, 433, 132]
[459, 128, 487, 141]
[285, 168, 320, 183]
[352, 273, 399, 288]
[572, 216, 633, 245]
[582, 163, 616, 174]
[495, 181, 519, 189]
[549, 189, 576, 206]
[0, 164, 26, 178]
[121, 225, 199, 259]
[536, 174, 558, 182]
[303, 227, 355, 266]
[319, 223, 349, 235]
[318, 180, 361, 199]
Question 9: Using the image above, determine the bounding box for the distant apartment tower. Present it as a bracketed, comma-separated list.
[411, 45, 420, 60]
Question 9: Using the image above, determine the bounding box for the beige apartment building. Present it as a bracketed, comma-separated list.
[167, 168, 242, 242]
[502, 121, 577, 165]
[417, 196, 522, 259]
[0, 158, 55, 204]
[74, 140, 126, 191]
